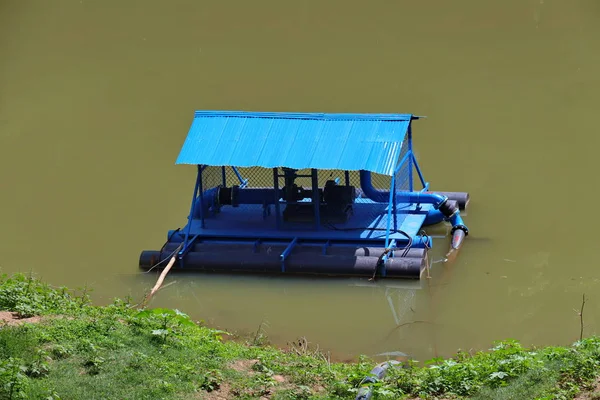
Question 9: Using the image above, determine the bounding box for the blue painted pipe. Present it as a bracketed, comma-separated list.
[359, 170, 469, 250]
[359, 170, 446, 207]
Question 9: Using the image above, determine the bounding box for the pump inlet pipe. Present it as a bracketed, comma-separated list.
[359, 170, 469, 255]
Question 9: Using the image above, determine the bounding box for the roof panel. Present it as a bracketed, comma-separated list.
[175, 110, 414, 176]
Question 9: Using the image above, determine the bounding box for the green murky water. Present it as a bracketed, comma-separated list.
[1, 0, 600, 361]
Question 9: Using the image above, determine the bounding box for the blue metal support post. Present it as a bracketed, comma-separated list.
[413, 158, 429, 191]
[180, 164, 203, 267]
[311, 168, 320, 230]
[392, 173, 398, 232]
[198, 165, 205, 228]
[273, 167, 281, 229]
[408, 124, 414, 192]
[384, 173, 396, 252]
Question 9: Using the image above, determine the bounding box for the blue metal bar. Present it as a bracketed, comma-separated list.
[408, 124, 414, 192]
[221, 166, 227, 187]
[311, 168, 320, 230]
[180, 165, 203, 266]
[272, 168, 281, 229]
[420, 182, 430, 192]
[384, 172, 396, 249]
[388, 239, 397, 257]
[280, 237, 298, 272]
[198, 165, 205, 228]
[412, 156, 428, 190]
[392, 174, 398, 232]
[393, 151, 412, 176]
[178, 235, 199, 266]
[231, 166, 249, 188]
[344, 171, 350, 187]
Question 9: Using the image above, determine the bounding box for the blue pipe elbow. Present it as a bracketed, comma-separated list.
[423, 208, 469, 235]
[359, 170, 447, 208]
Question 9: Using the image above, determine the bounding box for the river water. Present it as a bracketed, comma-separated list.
[1, 0, 600, 362]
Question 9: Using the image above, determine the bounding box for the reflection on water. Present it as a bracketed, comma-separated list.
[1, 0, 600, 361]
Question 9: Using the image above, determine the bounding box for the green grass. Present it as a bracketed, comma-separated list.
[1, 272, 600, 399]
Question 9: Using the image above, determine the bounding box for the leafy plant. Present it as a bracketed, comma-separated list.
[2, 272, 600, 399]
[0, 357, 29, 399]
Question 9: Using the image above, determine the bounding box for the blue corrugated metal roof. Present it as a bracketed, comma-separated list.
[175, 111, 414, 176]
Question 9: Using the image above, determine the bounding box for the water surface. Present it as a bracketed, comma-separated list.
[1, 0, 600, 361]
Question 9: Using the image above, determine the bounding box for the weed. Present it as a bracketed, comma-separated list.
[1, 273, 600, 399]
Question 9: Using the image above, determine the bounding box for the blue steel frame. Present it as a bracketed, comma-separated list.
[177, 119, 430, 269]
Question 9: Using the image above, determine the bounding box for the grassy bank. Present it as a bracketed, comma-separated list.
[0, 273, 599, 399]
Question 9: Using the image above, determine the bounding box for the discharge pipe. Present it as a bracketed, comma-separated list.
[359, 170, 469, 253]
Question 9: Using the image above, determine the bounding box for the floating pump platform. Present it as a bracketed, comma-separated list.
[139, 111, 470, 279]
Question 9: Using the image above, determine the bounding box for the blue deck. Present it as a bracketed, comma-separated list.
[182, 201, 433, 244]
